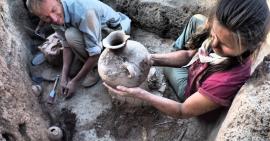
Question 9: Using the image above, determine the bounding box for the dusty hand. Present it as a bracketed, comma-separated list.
[64, 80, 78, 98]
[103, 82, 145, 97]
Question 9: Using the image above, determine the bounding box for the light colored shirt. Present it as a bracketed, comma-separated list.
[54, 0, 131, 56]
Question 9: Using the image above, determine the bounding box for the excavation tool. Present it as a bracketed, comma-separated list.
[47, 75, 60, 104]
[24, 26, 47, 41]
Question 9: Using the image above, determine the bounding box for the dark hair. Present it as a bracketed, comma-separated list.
[216, 0, 269, 52]
[187, 0, 270, 81]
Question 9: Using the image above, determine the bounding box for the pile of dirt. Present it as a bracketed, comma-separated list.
[101, 0, 216, 39]
[94, 104, 188, 141]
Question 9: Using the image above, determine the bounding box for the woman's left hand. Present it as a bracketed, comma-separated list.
[103, 82, 145, 97]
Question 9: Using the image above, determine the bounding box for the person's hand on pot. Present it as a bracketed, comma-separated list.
[103, 82, 146, 98]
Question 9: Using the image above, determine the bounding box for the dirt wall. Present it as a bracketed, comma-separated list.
[216, 38, 270, 140]
[101, 0, 217, 39]
[0, 0, 49, 140]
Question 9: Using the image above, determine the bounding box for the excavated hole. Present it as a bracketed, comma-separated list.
[2, 132, 16, 141]
[18, 123, 31, 141]
[4, 0, 228, 141]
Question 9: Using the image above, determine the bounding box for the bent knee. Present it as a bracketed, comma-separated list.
[65, 27, 83, 47]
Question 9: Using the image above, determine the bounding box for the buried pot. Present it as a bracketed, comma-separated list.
[98, 31, 151, 88]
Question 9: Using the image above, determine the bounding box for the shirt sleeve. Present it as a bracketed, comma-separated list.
[198, 68, 251, 107]
[79, 10, 102, 56]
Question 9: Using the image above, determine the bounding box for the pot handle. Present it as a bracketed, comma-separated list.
[123, 62, 136, 78]
[124, 35, 130, 43]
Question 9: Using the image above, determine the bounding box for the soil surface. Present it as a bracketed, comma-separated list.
[33, 27, 218, 141]
[1, 0, 270, 141]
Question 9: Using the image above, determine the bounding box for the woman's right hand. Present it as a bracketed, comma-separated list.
[103, 83, 146, 98]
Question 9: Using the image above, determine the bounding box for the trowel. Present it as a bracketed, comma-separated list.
[24, 26, 47, 41]
[47, 75, 60, 104]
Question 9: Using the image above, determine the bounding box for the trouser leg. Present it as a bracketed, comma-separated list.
[65, 9, 105, 65]
[164, 14, 207, 101]
[173, 14, 207, 50]
[163, 67, 188, 102]
[65, 27, 88, 62]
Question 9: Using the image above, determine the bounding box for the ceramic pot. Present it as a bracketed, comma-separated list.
[98, 31, 151, 88]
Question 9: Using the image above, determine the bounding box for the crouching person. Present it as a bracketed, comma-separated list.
[26, 0, 131, 98]
[104, 0, 270, 118]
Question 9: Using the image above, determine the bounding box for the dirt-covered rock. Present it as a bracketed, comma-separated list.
[0, 0, 49, 140]
[101, 0, 217, 39]
[216, 40, 270, 140]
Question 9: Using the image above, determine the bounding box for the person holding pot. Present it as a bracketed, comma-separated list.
[26, 0, 131, 98]
[105, 0, 270, 118]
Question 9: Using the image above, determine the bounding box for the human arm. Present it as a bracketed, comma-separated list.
[61, 47, 74, 95]
[104, 84, 220, 118]
[150, 50, 196, 67]
[80, 10, 102, 56]
[64, 55, 99, 97]
[71, 55, 98, 83]
[60, 9, 102, 97]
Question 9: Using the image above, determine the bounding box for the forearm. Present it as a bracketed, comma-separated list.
[108, 86, 219, 118]
[62, 48, 74, 77]
[72, 55, 99, 82]
[136, 91, 189, 118]
[151, 50, 196, 67]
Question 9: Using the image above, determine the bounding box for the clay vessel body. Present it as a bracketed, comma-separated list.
[98, 31, 151, 88]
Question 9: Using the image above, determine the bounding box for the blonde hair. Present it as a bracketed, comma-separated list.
[26, 0, 43, 13]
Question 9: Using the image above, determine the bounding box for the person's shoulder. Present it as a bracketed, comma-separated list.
[227, 57, 252, 76]
[62, 0, 82, 8]
[61, 0, 74, 5]
[62, 0, 87, 15]
[208, 60, 251, 83]
[65, 0, 98, 6]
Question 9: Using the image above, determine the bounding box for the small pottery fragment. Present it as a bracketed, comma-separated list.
[47, 126, 63, 141]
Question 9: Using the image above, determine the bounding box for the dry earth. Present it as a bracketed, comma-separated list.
[0, 0, 270, 141]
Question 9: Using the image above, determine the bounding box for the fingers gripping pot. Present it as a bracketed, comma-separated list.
[98, 31, 151, 88]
